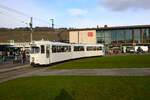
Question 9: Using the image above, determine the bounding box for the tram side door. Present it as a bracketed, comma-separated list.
[46, 45, 50, 62]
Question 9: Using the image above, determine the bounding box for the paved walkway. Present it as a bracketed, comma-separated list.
[1, 67, 150, 83]
[0, 66, 47, 83]
[24, 68, 150, 76]
[0, 64, 30, 73]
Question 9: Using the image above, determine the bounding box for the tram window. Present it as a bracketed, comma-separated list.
[94, 46, 97, 50]
[87, 46, 102, 51]
[52, 46, 56, 53]
[52, 45, 71, 53]
[97, 46, 102, 50]
[87, 46, 97, 51]
[63, 46, 71, 52]
[57, 46, 61, 52]
[41, 45, 45, 53]
[61, 46, 65, 52]
[80, 46, 84, 51]
[63, 46, 66, 52]
[74, 46, 84, 51]
[31, 47, 40, 54]
[87, 46, 92, 51]
[74, 46, 78, 51]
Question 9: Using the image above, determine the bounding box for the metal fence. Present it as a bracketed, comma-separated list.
[0, 55, 29, 64]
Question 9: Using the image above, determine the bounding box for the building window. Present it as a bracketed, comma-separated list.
[125, 30, 132, 43]
[88, 32, 93, 37]
[134, 29, 141, 43]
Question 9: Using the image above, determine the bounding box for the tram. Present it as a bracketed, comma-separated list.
[30, 40, 105, 66]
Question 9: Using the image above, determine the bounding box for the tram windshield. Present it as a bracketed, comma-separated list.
[31, 46, 40, 54]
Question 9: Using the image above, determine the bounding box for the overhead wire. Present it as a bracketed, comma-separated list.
[0, 4, 30, 18]
[0, 8, 29, 26]
[0, 4, 50, 27]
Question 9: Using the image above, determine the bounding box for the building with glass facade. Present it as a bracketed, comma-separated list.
[96, 25, 150, 46]
[69, 25, 150, 47]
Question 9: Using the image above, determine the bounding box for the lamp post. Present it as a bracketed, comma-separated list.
[50, 19, 54, 29]
[29, 17, 33, 42]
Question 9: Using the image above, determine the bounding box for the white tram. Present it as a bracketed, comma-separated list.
[30, 40, 105, 66]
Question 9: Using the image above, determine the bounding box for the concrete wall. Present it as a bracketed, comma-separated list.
[69, 30, 96, 44]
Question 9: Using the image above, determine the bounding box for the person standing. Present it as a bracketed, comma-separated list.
[22, 50, 26, 64]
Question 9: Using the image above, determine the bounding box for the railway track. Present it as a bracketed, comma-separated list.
[0, 66, 47, 83]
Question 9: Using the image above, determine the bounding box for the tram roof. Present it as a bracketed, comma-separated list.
[31, 40, 104, 46]
[31, 40, 71, 45]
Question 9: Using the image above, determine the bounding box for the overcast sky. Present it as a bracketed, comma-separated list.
[0, 0, 150, 28]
